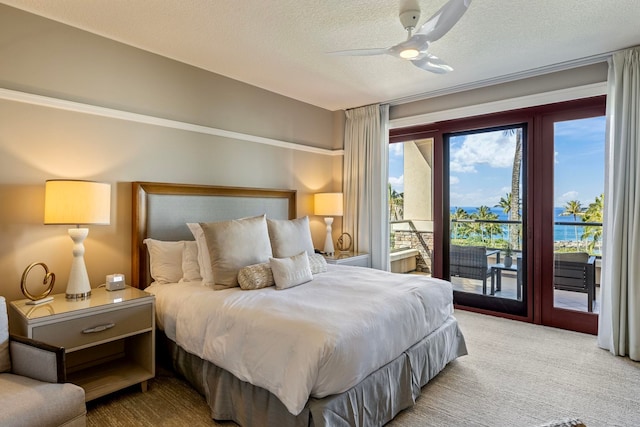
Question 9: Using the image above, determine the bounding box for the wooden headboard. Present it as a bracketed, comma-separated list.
[131, 182, 297, 289]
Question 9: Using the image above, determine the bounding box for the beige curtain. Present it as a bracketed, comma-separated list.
[598, 46, 640, 361]
[343, 104, 390, 270]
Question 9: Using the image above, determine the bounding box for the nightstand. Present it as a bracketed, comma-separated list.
[9, 286, 155, 401]
[324, 252, 371, 268]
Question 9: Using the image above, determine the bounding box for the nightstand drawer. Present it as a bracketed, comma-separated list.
[31, 303, 152, 351]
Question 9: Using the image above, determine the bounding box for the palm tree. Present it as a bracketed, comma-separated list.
[388, 184, 404, 221]
[582, 193, 604, 253]
[471, 205, 498, 244]
[503, 129, 522, 251]
[495, 193, 512, 244]
[451, 207, 469, 240]
[560, 200, 585, 250]
[495, 193, 511, 215]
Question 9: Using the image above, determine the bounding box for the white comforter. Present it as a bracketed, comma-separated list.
[147, 265, 454, 415]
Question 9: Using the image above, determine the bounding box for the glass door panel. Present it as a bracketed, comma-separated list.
[388, 138, 434, 276]
[552, 117, 605, 314]
[445, 125, 527, 315]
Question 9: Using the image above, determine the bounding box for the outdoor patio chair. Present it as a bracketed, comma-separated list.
[450, 245, 497, 294]
[554, 252, 597, 312]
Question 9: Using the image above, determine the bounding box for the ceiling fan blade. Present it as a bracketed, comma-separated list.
[411, 54, 453, 74]
[387, 35, 430, 59]
[327, 48, 389, 56]
[416, 0, 472, 42]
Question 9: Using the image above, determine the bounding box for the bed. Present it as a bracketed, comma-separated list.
[131, 181, 467, 427]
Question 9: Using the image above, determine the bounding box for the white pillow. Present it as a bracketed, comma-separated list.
[270, 252, 313, 290]
[200, 215, 273, 289]
[187, 223, 215, 285]
[267, 216, 315, 258]
[143, 239, 184, 284]
[0, 296, 10, 373]
[180, 240, 202, 282]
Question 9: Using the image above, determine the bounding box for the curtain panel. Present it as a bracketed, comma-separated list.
[598, 46, 640, 361]
[343, 104, 390, 271]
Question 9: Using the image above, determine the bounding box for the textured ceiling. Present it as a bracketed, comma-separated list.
[3, 0, 640, 111]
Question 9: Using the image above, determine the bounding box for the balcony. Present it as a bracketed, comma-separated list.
[390, 218, 602, 313]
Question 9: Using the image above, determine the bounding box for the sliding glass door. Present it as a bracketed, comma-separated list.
[390, 95, 605, 332]
[445, 125, 527, 315]
[388, 138, 434, 276]
[539, 107, 605, 333]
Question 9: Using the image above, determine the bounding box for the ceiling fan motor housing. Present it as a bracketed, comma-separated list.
[399, 9, 420, 31]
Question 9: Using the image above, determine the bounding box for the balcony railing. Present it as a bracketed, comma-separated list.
[390, 218, 603, 258]
[450, 218, 602, 255]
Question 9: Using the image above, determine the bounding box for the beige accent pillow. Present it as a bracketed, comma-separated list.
[308, 253, 328, 274]
[267, 216, 315, 258]
[143, 239, 184, 284]
[238, 263, 275, 290]
[0, 296, 11, 372]
[270, 252, 313, 290]
[187, 223, 215, 285]
[200, 215, 273, 289]
[180, 240, 202, 282]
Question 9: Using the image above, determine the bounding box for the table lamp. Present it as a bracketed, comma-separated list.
[314, 192, 343, 256]
[44, 180, 111, 300]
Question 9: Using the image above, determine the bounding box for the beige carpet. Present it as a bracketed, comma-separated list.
[87, 310, 640, 426]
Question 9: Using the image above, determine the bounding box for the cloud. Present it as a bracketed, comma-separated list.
[556, 190, 579, 206]
[451, 186, 516, 208]
[450, 176, 460, 185]
[389, 174, 404, 191]
[389, 143, 403, 157]
[450, 189, 493, 207]
[450, 131, 517, 173]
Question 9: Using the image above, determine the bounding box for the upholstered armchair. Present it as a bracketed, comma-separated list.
[0, 296, 86, 427]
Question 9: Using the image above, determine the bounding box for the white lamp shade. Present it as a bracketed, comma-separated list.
[314, 193, 343, 216]
[44, 180, 111, 225]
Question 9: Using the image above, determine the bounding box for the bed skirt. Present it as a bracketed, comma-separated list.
[165, 314, 467, 427]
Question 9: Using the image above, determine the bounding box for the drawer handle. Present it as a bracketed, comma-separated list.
[82, 323, 115, 334]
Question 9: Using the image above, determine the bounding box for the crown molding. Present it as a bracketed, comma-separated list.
[0, 87, 343, 156]
[389, 52, 610, 108]
[389, 82, 607, 129]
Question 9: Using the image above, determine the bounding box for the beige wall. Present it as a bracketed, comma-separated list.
[403, 139, 433, 222]
[390, 62, 608, 121]
[0, 5, 344, 302]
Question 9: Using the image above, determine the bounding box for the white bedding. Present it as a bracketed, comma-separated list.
[147, 264, 454, 416]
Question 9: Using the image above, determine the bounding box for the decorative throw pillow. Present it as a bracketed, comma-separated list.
[238, 263, 275, 290]
[180, 240, 202, 282]
[308, 253, 328, 274]
[200, 215, 273, 289]
[270, 252, 313, 290]
[143, 239, 184, 284]
[0, 296, 11, 373]
[187, 223, 215, 285]
[267, 216, 315, 258]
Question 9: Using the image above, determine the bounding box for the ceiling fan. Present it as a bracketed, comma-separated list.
[330, 0, 472, 74]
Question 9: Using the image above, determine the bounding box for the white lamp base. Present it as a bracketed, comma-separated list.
[323, 217, 335, 256]
[66, 227, 92, 300]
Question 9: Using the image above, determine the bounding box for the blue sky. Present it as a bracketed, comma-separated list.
[388, 116, 606, 208]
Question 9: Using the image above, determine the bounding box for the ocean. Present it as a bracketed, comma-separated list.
[450, 206, 592, 243]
